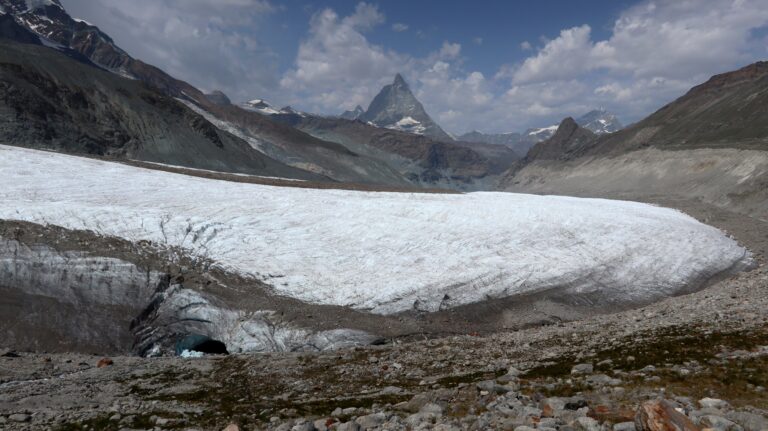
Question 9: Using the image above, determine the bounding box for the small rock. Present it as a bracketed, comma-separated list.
[336, 421, 360, 431]
[97, 357, 114, 368]
[698, 398, 729, 411]
[9, 414, 30, 423]
[291, 422, 315, 431]
[698, 415, 743, 431]
[725, 411, 768, 431]
[313, 418, 330, 431]
[614, 422, 636, 431]
[571, 363, 594, 375]
[420, 403, 444, 415]
[356, 413, 387, 429]
[222, 424, 240, 431]
[541, 398, 567, 417]
[587, 374, 622, 386]
[405, 412, 437, 427]
[575, 416, 601, 431]
[635, 400, 699, 431]
[476, 380, 511, 394]
[514, 427, 537, 431]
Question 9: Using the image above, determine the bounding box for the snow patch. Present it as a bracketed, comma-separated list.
[0, 145, 752, 315]
[386, 116, 426, 134]
[242, 99, 281, 115]
[179, 99, 269, 153]
[528, 125, 559, 136]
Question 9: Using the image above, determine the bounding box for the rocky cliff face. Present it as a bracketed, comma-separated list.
[0, 0, 207, 104]
[0, 238, 161, 354]
[0, 39, 318, 179]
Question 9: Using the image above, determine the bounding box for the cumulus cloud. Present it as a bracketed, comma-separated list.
[279, 3, 409, 110]
[512, 0, 768, 85]
[502, 0, 768, 129]
[62, 0, 279, 101]
[62, 0, 768, 134]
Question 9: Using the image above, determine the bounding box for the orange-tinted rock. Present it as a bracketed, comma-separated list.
[96, 357, 114, 368]
[635, 400, 700, 431]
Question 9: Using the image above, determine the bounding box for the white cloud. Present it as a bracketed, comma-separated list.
[63, 0, 768, 134]
[513, 0, 768, 84]
[512, 25, 593, 85]
[279, 3, 409, 110]
[438, 42, 461, 60]
[62, 0, 279, 101]
[501, 0, 768, 130]
[391, 22, 408, 32]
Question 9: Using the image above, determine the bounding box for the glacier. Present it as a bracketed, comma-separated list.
[0, 145, 752, 314]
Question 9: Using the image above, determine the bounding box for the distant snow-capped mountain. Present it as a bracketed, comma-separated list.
[460, 109, 623, 156]
[360, 74, 453, 141]
[576, 108, 623, 134]
[242, 99, 306, 117]
[339, 105, 364, 120]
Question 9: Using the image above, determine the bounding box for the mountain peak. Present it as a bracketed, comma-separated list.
[393, 73, 408, 88]
[555, 117, 579, 135]
[360, 73, 452, 141]
[340, 105, 365, 120]
[576, 109, 623, 134]
[204, 90, 231, 106]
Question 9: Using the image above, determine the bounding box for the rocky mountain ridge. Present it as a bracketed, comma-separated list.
[359, 74, 453, 142]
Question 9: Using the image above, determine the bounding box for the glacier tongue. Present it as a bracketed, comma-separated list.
[0, 145, 752, 315]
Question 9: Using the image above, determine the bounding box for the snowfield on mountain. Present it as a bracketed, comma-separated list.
[0, 145, 752, 314]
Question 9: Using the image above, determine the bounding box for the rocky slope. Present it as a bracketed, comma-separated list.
[360, 74, 453, 142]
[0, 0, 417, 187]
[0, 39, 320, 179]
[272, 113, 516, 189]
[501, 62, 768, 219]
[0, 0, 207, 104]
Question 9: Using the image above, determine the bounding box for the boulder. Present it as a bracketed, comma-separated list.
[635, 400, 700, 431]
[698, 415, 743, 431]
[725, 411, 768, 431]
[698, 398, 730, 411]
[355, 413, 387, 429]
[571, 364, 594, 375]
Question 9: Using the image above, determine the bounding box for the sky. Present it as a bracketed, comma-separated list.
[63, 0, 768, 134]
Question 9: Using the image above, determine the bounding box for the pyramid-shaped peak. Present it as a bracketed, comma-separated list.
[557, 117, 579, 132]
[393, 73, 408, 88]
